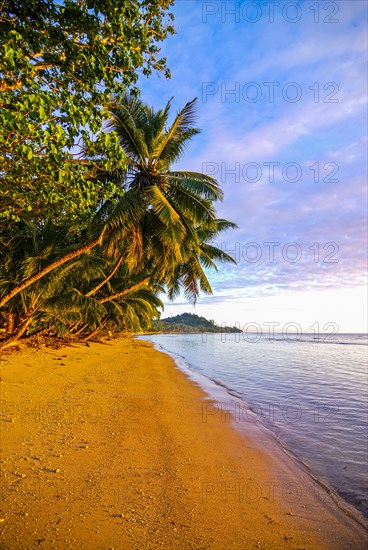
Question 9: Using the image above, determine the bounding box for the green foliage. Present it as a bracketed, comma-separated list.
[0, 219, 163, 342]
[0, 95, 237, 347]
[0, 0, 175, 223]
[152, 313, 242, 333]
[106, 94, 236, 303]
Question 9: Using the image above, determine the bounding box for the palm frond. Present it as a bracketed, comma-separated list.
[153, 98, 200, 164]
[146, 186, 186, 240]
[168, 171, 224, 201]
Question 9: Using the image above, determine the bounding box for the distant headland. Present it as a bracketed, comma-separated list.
[151, 313, 242, 333]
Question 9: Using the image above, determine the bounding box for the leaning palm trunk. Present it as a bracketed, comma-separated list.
[5, 312, 15, 335]
[1, 316, 34, 350]
[0, 189, 142, 310]
[70, 277, 151, 337]
[72, 323, 89, 337]
[0, 236, 103, 310]
[98, 276, 151, 304]
[83, 321, 107, 342]
[86, 256, 124, 297]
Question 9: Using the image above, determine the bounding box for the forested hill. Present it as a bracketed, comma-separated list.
[151, 313, 242, 333]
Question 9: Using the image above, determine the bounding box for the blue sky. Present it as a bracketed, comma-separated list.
[139, 0, 367, 332]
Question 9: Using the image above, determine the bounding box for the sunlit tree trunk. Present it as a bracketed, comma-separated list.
[0, 236, 102, 309]
[5, 312, 15, 335]
[1, 316, 34, 350]
[86, 256, 124, 297]
[98, 276, 151, 304]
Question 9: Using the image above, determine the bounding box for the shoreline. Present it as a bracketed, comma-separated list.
[1, 337, 367, 548]
[143, 336, 368, 528]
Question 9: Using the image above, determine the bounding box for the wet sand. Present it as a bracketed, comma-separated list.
[0, 337, 367, 549]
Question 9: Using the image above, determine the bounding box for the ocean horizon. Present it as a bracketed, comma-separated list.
[141, 332, 368, 520]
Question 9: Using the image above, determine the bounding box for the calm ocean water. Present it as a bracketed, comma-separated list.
[141, 332, 368, 518]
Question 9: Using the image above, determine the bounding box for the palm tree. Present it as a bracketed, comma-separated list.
[0, 96, 208, 308]
[104, 94, 236, 300]
[0, 237, 163, 348]
[0, 193, 141, 309]
[0, 95, 236, 332]
[0, 220, 106, 348]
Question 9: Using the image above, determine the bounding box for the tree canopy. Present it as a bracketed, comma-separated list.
[0, 0, 175, 224]
[153, 313, 242, 333]
[0, 95, 237, 348]
[0, 4, 238, 349]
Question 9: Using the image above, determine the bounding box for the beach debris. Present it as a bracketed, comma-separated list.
[12, 471, 26, 478]
[45, 468, 60, 473]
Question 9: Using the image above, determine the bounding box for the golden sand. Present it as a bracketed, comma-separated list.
[0, 337, 367, 549]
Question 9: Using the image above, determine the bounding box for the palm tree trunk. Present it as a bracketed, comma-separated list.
[86, 256, 124, 297]
[73, 323, 88, 336]
[83, 321, 107, 342]
[71, 277, 150, 335]
[0, 316, 34, 350]
[98, 276, 151, 304]
[5, 312, 15, 334]
[0, 235, 103, 310]
[69, 321, 81, 333]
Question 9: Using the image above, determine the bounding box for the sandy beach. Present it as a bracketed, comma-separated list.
[0, 337, 367, 549]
